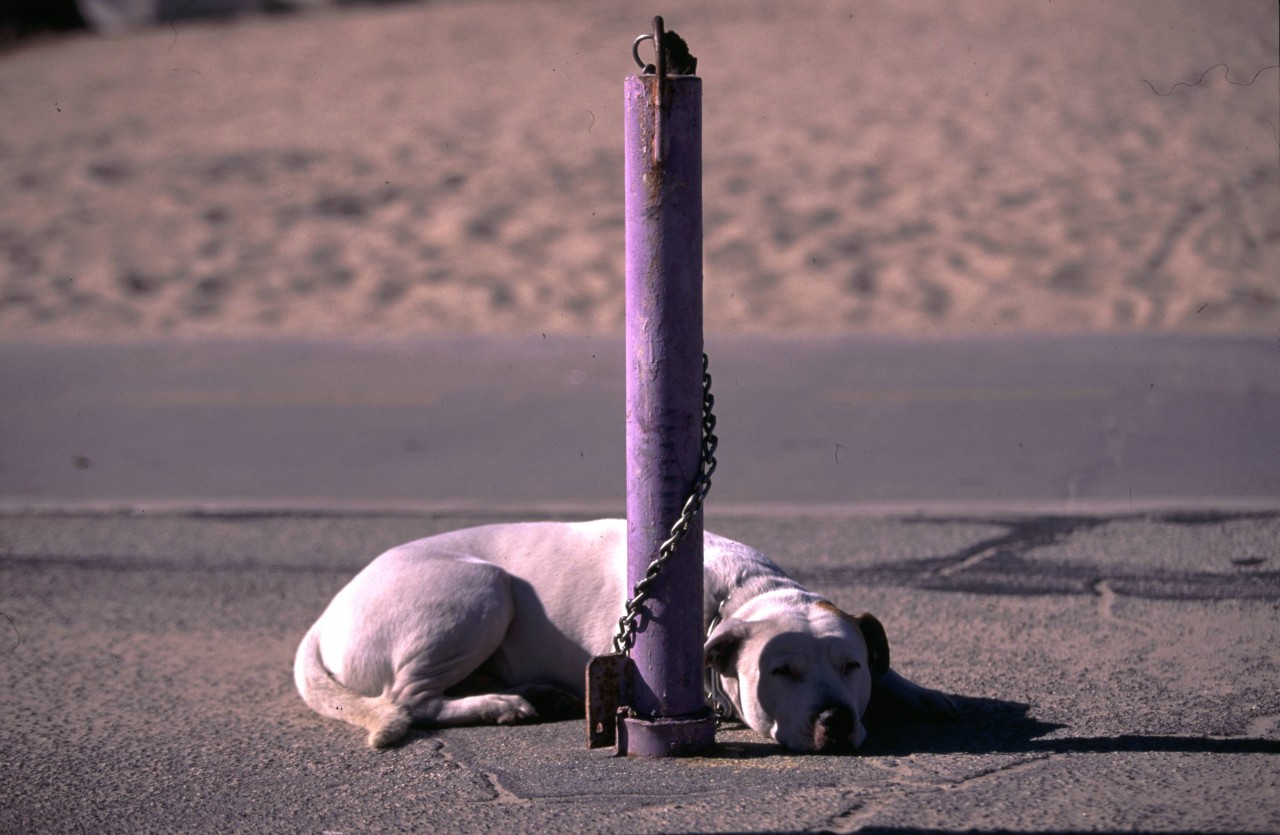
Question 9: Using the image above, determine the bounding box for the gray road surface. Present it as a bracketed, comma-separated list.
[1, 510, 1278, 832]
[3, 335, 1279, 832]
[2, 333, 1278, 512]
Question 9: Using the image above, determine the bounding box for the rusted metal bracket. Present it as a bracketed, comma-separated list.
[586, 652, 635, 748]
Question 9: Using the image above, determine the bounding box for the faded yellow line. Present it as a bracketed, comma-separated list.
[825, 386, 1115, 405]
[132, 389, 439, 407]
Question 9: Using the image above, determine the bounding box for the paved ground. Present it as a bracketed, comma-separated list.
[2, 334, 1279, 832]
[1, 509, 1278, 832]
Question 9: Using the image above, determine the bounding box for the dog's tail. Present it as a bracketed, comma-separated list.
[294, 625, 412, 748]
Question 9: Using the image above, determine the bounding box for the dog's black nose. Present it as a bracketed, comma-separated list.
[813, 705, 856, 752]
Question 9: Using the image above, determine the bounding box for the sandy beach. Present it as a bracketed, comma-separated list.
[0, 0, 1276, 340]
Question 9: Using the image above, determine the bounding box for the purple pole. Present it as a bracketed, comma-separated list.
[619, 40, 715, 757]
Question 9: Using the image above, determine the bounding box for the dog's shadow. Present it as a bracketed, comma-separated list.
[859, 693, 1060, 757]
[860, 694, 1280, 758]
[700, 694, 1058, 760]
[402, 693, 1280, 759]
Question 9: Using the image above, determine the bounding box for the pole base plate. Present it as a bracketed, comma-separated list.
[617, 710, 716, 757]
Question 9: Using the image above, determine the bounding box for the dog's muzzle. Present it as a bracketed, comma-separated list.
[813, 705, 858, 752]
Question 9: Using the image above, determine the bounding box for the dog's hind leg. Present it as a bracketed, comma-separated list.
[429, 675, 582, 725]
[302, 552, 526, 746]
[404, 685, 580, 726]
[508, 683, 584, 721]
[388, 659, 538, 727]
[408, 691, 540, 726]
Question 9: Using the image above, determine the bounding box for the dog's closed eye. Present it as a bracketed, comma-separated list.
[841, 660, 862, 676]
[770, 664, 803, 682]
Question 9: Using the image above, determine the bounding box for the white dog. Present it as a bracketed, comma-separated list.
[295, 519, 955, 752]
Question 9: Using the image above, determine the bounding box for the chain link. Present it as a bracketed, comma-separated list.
[612, 352, 718, 655]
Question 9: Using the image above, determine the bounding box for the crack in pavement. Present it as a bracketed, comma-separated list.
[478, 769, 524, 804]
[431, 739, 528, 805]
[1092, 578, 1153, 635]
[795, 513, 1280, 602]
[825, 754, 1056, 833]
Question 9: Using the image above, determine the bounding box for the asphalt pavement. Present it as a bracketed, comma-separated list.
[1, 509, 1278, 832]
[2, 334, 1279, 833]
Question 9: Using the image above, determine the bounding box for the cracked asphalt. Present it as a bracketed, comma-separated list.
[2, 510, 1278, 832]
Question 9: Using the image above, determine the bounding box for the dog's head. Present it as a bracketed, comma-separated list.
[705, 598, 889, 752]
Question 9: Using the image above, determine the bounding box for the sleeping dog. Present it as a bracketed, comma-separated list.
[295, 519, 955, 751]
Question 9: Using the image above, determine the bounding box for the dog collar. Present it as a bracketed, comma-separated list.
[705, 593, 739, 722]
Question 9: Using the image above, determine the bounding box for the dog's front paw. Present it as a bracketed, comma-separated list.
[912, 686, 959, 721]
[871, 669, 960, 722]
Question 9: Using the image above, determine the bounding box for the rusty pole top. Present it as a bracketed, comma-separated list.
[632, 16, 698, 165]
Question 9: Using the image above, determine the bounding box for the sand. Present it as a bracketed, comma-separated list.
[0, 0, 1277, 340]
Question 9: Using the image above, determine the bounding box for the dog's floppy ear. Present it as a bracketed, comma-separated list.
[704, 618, 754, 676]
[855, 612, 891, 674]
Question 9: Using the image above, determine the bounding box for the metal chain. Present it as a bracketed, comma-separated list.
[612, 352, 718, 655]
